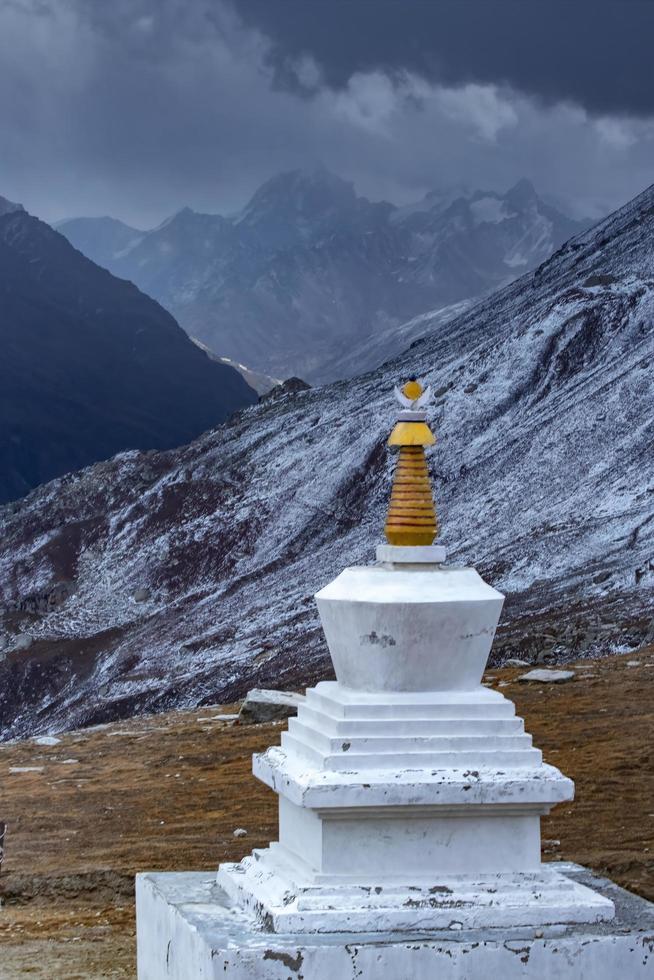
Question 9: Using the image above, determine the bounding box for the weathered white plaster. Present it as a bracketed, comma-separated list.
[254, 746, 574, 809]
[376, 543, 447, 564]
[218, 849, 613, 932]
[218, 667, 611, 931]
[137, 868, 654, 979]
[315, 565, 504, 692]
[276, 795, 543, 877]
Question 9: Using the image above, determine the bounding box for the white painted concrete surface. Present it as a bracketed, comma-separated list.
[375, 543, 447, 564]
[315, 565, 504, 691]
[218, 848, 613, 933]
[218, 670, 610, 932]
[137, 868, 654, 979]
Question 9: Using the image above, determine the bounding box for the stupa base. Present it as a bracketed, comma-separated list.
[136, 865, 654, 979]
[216, 846, 614, 933]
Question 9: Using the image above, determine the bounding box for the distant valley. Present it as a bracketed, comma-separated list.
[58, 171, 591, 382]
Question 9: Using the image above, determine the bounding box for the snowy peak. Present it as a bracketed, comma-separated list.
[504, 178, 539, 210]
[240, 167, 357, 219]
[57, 171, 594, 382]
[235, 167, 363, 248]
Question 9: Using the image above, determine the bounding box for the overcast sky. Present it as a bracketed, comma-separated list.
[2, 0, 653, 227]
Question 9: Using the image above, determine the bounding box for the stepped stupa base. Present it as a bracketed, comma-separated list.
[136, 866, 654, 979]
[218, 847, 614, 933]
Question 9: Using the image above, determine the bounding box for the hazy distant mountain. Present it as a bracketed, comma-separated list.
[54, 215, 142, 270]
[0, 208, 257, 504]
[58, 170, 592, 382]
[2, 182, 651, 739]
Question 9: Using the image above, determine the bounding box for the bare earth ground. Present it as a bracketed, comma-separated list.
[0, 647, 653, 978]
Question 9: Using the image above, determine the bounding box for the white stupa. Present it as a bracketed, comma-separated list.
[136, 380, 654, 978]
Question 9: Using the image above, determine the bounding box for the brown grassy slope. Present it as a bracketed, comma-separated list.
[0, 647, 653, 978]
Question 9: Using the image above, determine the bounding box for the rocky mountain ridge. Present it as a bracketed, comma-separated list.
[58, 170, 590, 382]
[0, 194, 24, 216]
[1, 182, 652, 740]
[0, 208, 257, 504]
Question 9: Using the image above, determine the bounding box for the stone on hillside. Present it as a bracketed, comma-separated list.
[504, 658, 529, 667]
[238, 689, 305, 725]
[519, 669, 575, 684]
[10, 634, 33, 653]
[260, 377, 310, 403]
[133, 588, 151, 602]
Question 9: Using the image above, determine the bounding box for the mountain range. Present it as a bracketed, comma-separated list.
[58, 171, 591, 382]
[0, 204, 256, 504]
[1, 181, 652, 740]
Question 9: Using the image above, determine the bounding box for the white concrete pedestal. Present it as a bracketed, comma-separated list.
[136, 865, 654, 979]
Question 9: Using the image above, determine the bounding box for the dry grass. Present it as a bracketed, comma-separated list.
[0, 647, 653, 977]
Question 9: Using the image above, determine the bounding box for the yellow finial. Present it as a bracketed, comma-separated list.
[384, 380, 438, 546]
[402, 378, 423, 401]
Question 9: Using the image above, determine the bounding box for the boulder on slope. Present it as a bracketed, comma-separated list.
[238, 689, 305, 725]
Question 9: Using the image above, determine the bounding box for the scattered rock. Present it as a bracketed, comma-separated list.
[626, 660, 641, 667]
[10, 633, 33, 653]
[197, 713, 239, 724]
[504, 658, 529, 667]
[133, 587, 151, 603]
[260, 377, 310, 403]
[238, 689, 305, 725]
[33, 736, 61, 746]
[12, 580, 75, 615]
[518, 669, 575, 684]
[582, 273, 617, 287]
[233, 828, 248, 838]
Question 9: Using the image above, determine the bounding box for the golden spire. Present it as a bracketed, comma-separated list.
[384, 379, 438, 546]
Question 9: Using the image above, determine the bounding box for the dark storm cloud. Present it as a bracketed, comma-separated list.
[0, 0, 652, 227]
[235, 0, 654, 116]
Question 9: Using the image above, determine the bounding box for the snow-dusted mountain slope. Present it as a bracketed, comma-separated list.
[1, 183, 652, 740]
[58, 171, 590, 383]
